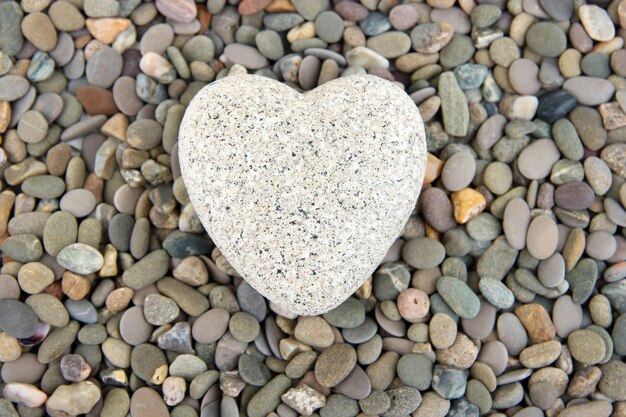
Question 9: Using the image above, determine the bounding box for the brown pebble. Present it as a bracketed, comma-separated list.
[76, 86, 119, 116]
[106, 287, 134, 313]
[21, 12, 57, 51]
[62, 271, 92, 300]
[515, 303, 556, 343]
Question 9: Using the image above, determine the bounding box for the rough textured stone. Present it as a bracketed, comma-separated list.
[179, 74, 426, 315]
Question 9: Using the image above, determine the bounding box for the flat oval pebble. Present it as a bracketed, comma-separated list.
[441, 152, 476, 192]
[0, 299, 39, 338]
[517, 139, 560, 180]
[57, 243, 104, 274]
[526, 214, 559, 260]
[437, 276, 480, 319]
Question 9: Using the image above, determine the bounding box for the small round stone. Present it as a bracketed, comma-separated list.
[229, 312, 260, 343]
[314, 344, 357, 388]
[568, 329, 606, 365]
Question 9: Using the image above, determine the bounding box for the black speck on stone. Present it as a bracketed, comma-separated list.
[536, 90, 577, 123]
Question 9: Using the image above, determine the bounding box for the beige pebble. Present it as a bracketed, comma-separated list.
[0, 332, 21, 362]
[62, 271, 92, 300]
[559, 49, 582, 78]
[3, 382, 47, 408]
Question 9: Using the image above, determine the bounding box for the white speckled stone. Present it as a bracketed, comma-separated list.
[179, 74, 426, 315]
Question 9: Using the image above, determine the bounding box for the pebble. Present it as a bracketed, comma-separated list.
[122, 249, 169, 289]
[437, 276, 480, 319]
[439, 71, 469, 137]
[525, 22, 566, 58]
[21, 12, 57, 52]
[57, 243, 104, 275]
[568, 329, 606, 365]
[402, 237, 445, 269]
[564, 77, 615, 107]
[526, 214, 558, 260]
[578, 5, 614, 42]
[130, 387, 169, 417]
[247, 375, 291, 417]
[315, 344, 357, 387]
[47, 381, 101, 415]
[432, 365, 468, 399]
[515, 304, 556, 343]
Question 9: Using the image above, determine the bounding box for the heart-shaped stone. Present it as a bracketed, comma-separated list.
[179, 74, 426, 315]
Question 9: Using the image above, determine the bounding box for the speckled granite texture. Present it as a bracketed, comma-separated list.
[179, 74, 426, 315]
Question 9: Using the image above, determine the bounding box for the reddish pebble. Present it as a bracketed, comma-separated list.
[389, 4, 419, 30]
[155, 0, 197, 23]
[397, 288, 430, 322]
[335, 1, 369, 21]
[238, 0, 273, 16]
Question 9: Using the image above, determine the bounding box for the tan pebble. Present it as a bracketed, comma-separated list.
[287, 22, 316, 43]
[593, 37, 623, 54]
[279, 337, 312, 360]
[499, 95, 538, 120]
[48, 1, 85, 32]
[276, 315, 297, 335]
[559, 49, 582, 78]
[86, 18, 132, 44]
[265, 0, 297, 12]
[395, 52, 439, 73]
[563, 228, 585, 271]
[47, 381, 101, 415]
[21, 12, 57, 51]
[3, 382, 47, 408]
[397, 288, 430, 322]
[429, 312, 457, 349]
[106, 287, 134, 313]
[589, 294, 612, 328]
[418, 96, 441, 123]
[0, 101, 11, 134]
[354, 276, 372, 299]
[0, 190, 16, 238]
[101, 113, 129, 141]
[18, 262, 54, 294]
[294, 316, 334, 349]
[619, 0, 626, 29]
[475, 49, 493, 67]
[62, 271, 92, 300]
[84, 173, 104, 205]
[515, 303, 556, 343]
[343, 26, 366, 48]
[568, 366, 602, 398]
[568, 329, 606, 365]
[436, 333, 479, 369]
[100, 244, 118, 277]
[162, 376, 186, 406]
[578, 4, 615, 42]
[519, 340, 562, 368]
[471, 362, 497, 392]
[510, 13, 536, 46]
[451, 188, 486, 224]
[173, 256, 209, 286]
[493, 65, 514, 93]
[427, 0, 455, 8]
[0, 332, 21, 362]
[423, 153, 443, 185]
[599, 102, 626, 130]
[46, 143, 73, 177]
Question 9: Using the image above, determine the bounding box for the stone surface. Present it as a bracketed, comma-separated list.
[179, 74, 426, 315]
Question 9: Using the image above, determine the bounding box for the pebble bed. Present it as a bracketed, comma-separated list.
[0, 0, 625, 416]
